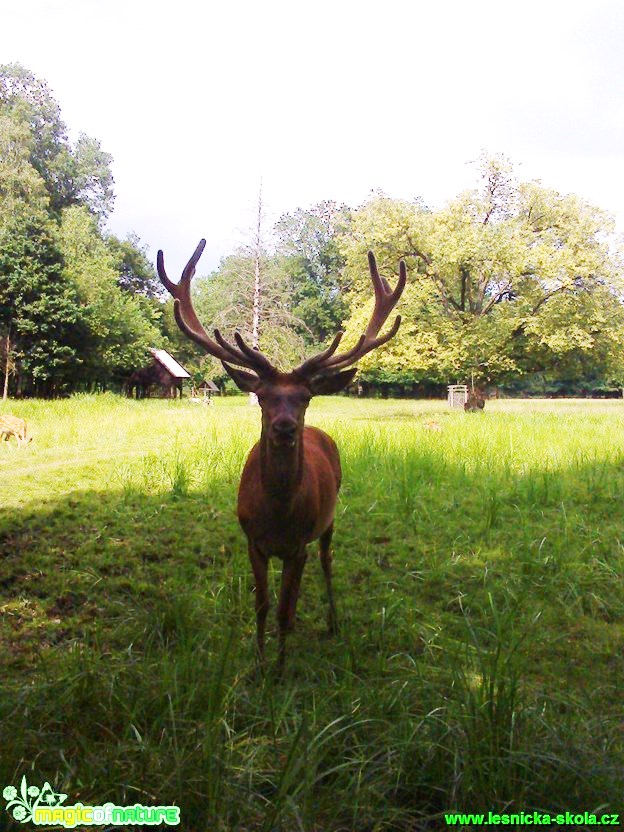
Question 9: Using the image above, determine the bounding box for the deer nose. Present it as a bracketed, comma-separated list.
[273, 418, 297, 439]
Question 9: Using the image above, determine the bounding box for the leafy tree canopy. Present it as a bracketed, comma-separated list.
[192, 251, 307, 377]
[106, 232, 163, 299]
[339, 155, 624, 387]
[275, 201, 351, 345]
[0, 65, 163, 395]
[0, 63, 114, 220]
[57, 207, 161, 382]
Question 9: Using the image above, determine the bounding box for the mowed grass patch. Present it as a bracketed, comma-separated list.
[1, 394, 624, 830]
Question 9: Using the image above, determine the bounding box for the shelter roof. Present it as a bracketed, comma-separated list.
[150, 348, 191, 379]
[198, 379, 219, 391]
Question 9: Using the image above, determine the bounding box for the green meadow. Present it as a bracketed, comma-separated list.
[1, 394, 624, 830]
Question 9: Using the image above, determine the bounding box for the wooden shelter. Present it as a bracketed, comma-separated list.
[197, 379, 219, 399]
[447, 384, 468, 408]
[189, 378, 219, 404]
[125, 349, 191, 399]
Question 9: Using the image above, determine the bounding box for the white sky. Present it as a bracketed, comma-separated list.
[2, 0, 623, 275]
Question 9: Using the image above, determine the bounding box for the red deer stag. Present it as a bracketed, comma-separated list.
[157, 240, 405, 669]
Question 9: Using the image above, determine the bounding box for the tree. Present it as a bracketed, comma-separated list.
[106, 232, 163, 299]
[0, 63, 72, 214]
[190, 189, 309, 387]
[57, 207, 161, 387]
[0, 110, 84, 396]
[72, 133, 114, 221]
[0, 216, 85, 397]
[0, 112, 49, 227]
[275, 200, 351, 345]
[0, 63, 114, 221]
[339, 157, 624, 391]
[0, 65, 160, 396]
[193, 251, 306, 379]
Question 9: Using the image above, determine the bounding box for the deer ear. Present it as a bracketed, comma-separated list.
[222, 363, 261, 393]
[308, 368, 358, 396]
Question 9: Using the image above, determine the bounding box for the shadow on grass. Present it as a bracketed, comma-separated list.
[1, 451, 624, 830]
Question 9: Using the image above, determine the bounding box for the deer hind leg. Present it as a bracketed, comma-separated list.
[277, 548, 307, 671]
[319, 523, 338, 635]
[248, 542, 269, 662]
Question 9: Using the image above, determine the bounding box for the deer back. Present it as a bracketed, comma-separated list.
[0, 415, 28, 442]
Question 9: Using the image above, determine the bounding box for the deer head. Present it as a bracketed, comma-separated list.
[157, 240, 406, 443]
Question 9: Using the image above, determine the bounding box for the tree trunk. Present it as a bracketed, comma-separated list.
[252, 186, 262, 351]
[3, 329, 11, 400]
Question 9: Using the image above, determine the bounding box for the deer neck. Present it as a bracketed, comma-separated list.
[259, 429, 304, 504]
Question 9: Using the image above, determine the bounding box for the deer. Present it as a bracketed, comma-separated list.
[464, 389, 485, 411]
[157, 239, 406, 670]
[0, 414, 31, 445]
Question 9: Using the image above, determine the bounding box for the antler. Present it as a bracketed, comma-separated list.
[294, 251, 406, 377]
[157, 239, 277, 377]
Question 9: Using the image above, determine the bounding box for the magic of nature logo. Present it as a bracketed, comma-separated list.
[3, 776, 180, 827]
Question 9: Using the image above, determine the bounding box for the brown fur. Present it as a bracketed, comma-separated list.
[464, 390, 485, 411]
[238, 426, 341, 554]
[233, 376, 343, 669]
[0, 415, 30, 444]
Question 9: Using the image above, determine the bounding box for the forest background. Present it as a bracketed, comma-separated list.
[2, 63, 623, 399]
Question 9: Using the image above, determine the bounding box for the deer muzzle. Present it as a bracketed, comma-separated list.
[271, 418, 298, 447]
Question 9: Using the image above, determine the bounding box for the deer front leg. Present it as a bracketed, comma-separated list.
[277, 548, 307, 671]
[248, 541, 269, 662]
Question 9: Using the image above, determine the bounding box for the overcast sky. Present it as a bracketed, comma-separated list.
[2, 0, 623, 276]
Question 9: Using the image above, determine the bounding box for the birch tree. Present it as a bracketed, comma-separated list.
[192, 186, 307, 393]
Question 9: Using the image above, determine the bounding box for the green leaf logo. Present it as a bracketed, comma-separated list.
[3, 776, 67, 823]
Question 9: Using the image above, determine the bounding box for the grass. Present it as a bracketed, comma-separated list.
[1, 393, 624, 830]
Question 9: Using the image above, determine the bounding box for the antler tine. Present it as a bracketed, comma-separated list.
[364, 252, 406, 339]
[157, 239, 206, 299]
[156, 249, 177, 295]
[158, 239, 278, 376]
[309, 334, 366, 374]
[212, 328, 277, 376]
[212, 328, 248, 363]
[181, 238, 206, 282]
[158, 240, 211, 342]
[233, 332, 277, 374]
[292, 330, 345, 377]
[293, 252, 406, 378]
[324, 316, 402, 372]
